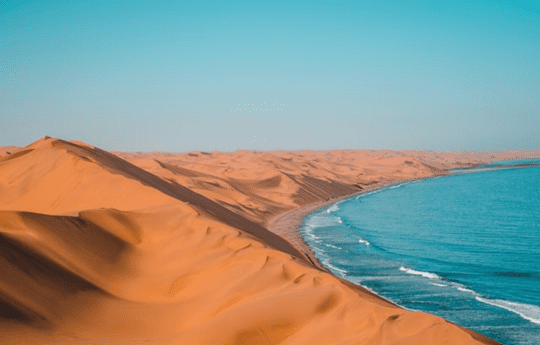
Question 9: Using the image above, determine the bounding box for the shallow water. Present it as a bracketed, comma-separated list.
[301, 161, 540, 345]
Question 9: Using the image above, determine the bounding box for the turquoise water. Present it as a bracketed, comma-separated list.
[300, 161, 540, 345]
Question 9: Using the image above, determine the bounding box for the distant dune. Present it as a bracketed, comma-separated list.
[0, 146, 21, 158]
[2, 137, 537, 344]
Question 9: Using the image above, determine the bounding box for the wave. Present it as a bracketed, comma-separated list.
[448, 282, 540, 326]
[358, 238, 371, 246]
[303, 214, 343, 242]
[457, 286, 476, 294]
[353, 279, 412, 311]
[399, 266, 441, 280]
[450, 282, 481, 297]
[355, 182, 413, 200]
[302, 225, 320, 242]
[322, 258, 348, 277]
[304, 215, 342, 229]
[326, 204, 339, 213]
[355, 189, 383, 199]
[323, 243, 342, 250]
[476, 297, 540, 325]
[311, 247, 328, 259]
[430, 282, 447, 287]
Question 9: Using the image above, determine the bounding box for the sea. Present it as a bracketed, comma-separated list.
[300, 159, 540, 345]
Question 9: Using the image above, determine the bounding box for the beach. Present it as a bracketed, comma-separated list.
[267, 180, 417, 271]
[2, 138, 539, 344]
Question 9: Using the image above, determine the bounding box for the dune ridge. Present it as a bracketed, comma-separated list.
[2, 138, 536, 344]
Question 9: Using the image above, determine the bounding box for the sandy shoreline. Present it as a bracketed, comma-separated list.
[267, 158, 540, 272]
[267, 178, 432, 271]
[266, 173, 507, 345]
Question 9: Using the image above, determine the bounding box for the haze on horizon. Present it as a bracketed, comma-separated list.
[1, 0, 539, 152]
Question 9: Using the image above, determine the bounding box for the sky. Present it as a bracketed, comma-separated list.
[1, 0, 539, 152]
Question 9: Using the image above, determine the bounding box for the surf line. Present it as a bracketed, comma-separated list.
[294, 172, 488, 313]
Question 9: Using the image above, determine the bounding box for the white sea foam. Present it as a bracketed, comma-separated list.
[326, 204, 339, 213]
[448, 283, 540, 325]
[302, 224, 323, 247]
[304, 215, 342, 229]
[475, 297, 540, 325]
[357, 276, 383, 282]
[354, 279, 384, 296]
[358, 238, 371, 246]
[430, 283, 447, 287]
[450, 282, 481, 296]
[399, 266, 441, 280]
[311, 246, 326, 256]
[457, 286, 476, 294]
[359, 283, 376, 293]
[355, 189, 382, 199]
[322, 258, 348, 277]
[303, 225, 319, 241]
[303, 215, 342, 243]
[355, 182, 411, 199]
[324, 243, 342, 250]
[306, 232, 319, 240]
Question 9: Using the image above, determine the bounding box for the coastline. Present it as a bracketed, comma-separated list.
[267, 159, 540, 272]
[266, 180, 408, 310]
[267, 178, 433, 272]
[266, 167, 540, 345]
[451, 162, 540, 174]
[267, 191, 362, 272]
[267, 173, 505, 345]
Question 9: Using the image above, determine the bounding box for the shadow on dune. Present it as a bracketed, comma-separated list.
[50, 139, 307, 262]
[0, 232, 107, 327]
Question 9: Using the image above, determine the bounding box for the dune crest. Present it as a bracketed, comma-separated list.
[1, 138, 529, 344]
[0, 138, 178, 215]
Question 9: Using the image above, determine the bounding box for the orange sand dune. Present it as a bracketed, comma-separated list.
[116, 148, 539, 226]
[114, 149, 437, 226]
[0, 145, 21, 158]
[1, 137, 528, 344]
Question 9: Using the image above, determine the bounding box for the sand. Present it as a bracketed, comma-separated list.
[2, 137, 537, 344]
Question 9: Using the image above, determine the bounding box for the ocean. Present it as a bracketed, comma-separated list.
[300, 160, 540, 345]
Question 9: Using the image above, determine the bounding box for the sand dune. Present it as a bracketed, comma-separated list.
[0, 146, 21, 159]
[116, 148, 539, 227]
[2, 138, 534, 344]
[114, 149, 438, 226]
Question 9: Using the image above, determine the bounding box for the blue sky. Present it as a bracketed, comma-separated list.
[1, 0, 538, 151]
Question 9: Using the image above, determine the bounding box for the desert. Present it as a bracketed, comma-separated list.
[2, 137, 538, 344]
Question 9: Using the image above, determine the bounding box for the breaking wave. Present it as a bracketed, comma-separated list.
[326, 204, 339, 213]
[476, 297, 540, 325]
[399, 266, 441, 280]
[358, 238, 370, 246]
[322, 258, 348, 277]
